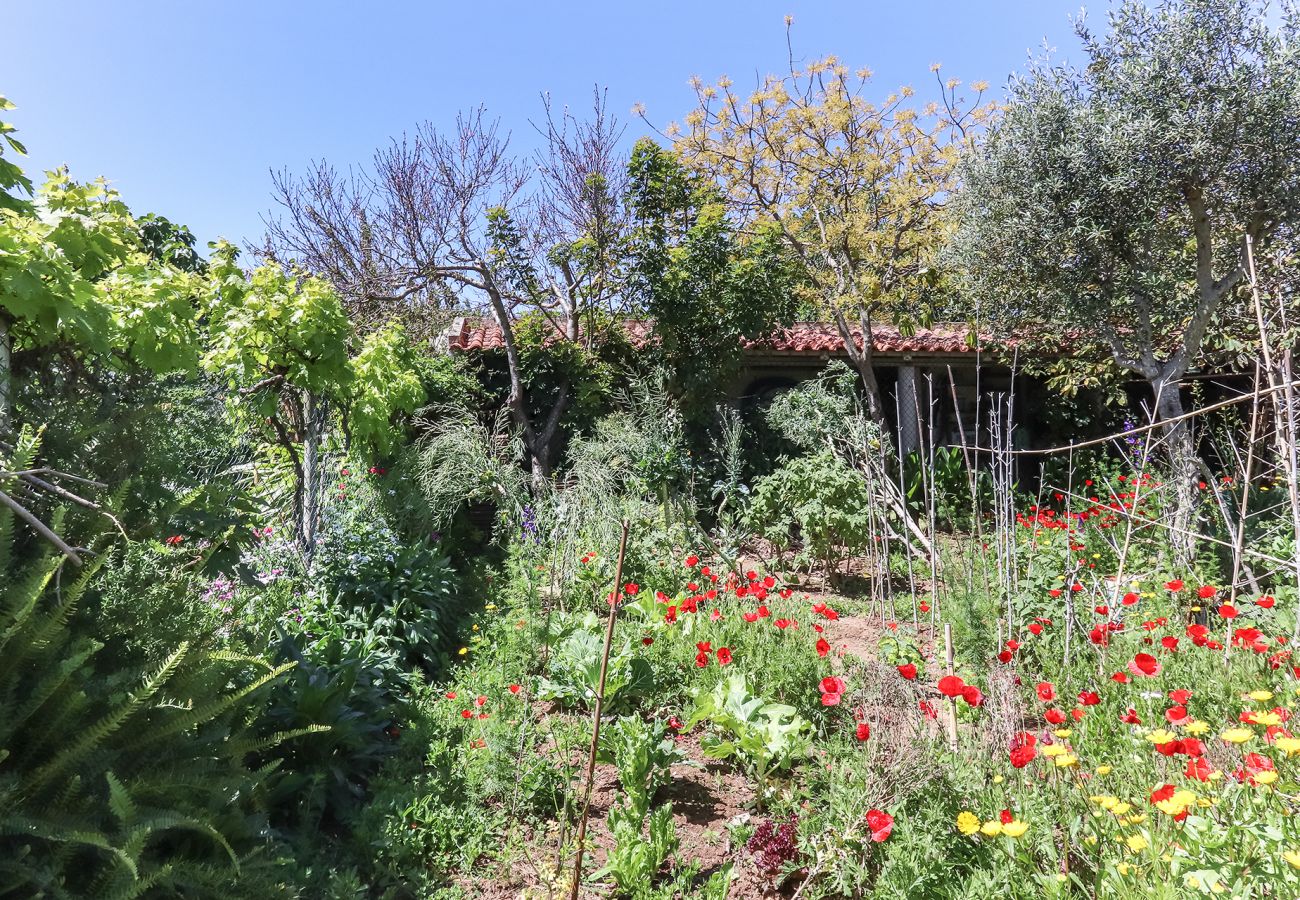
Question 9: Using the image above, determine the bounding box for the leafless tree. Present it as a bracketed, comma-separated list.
[262, 91, 630, 487]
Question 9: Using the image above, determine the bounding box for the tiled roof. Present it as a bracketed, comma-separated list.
[442, 318, 987, 356]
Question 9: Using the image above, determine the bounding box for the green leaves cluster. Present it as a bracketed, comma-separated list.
[748, 451, 875, 575]
[952, 0, 1300, 390]
[592, 716, 685, 895]
[0, 471, 310, 897]
[688, 671, 812, 786]
[626, 138, 799, 421]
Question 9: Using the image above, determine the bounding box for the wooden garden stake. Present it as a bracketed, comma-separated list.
[944, 622, 958, 752]
[568, 519, 630, 900]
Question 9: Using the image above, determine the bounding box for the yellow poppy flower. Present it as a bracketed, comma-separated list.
[1249, 690, 1274, 702]
[1125, 834, 1149, 852]
[1096, 765, 1113, 775]
[980, 820, 1003, 837]
[1221, 728, 1254, 744]
[1183, 720, 1210, 735]
[1003, 820, 1028, 838]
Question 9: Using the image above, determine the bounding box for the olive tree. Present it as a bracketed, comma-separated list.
[952, 0, 1300, 553]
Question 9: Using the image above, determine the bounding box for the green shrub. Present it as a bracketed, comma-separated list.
[748, 451, 874, 579]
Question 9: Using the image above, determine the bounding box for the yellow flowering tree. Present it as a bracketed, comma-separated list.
[667, 33, 993, 422]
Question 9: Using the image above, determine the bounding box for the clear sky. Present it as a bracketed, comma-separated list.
[3, 1, 1090, 251]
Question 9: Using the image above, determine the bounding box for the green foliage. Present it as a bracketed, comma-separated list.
[688, 672, 812, 788]
[903, 446, 992, 532]
[592, 717, 685, 896]
[748, 451, 874, 574]
[596, 715, 684, 802]
[626, 138, 799, 421]
[952, 0, 1300, 391]
[203, 244, 352, 410]
[536, 612, 654, 713]
[0, 514, 308, 897]
[346, 322, 426, 453]
[0, 96, 34, 208]
[314, 493, 463, 671]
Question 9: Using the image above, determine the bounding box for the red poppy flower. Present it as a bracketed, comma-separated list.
[642, 636, 654, 646]
[717, 647, 733, 665]
[624, 583, 640, 595]
[1111, 672, 1131, 684]
[508, 684, 521, 695]
[1150, 784, 1176, 804]
[774, 618, 792, 630]
[742, 611, 758, 623]
[1028, 622, 1043, 636]
[685, 554, 699, 567]
[897, 663, 917, 680]
[460, 709, 473, 719]
[1128, 653, 1161, 677]
[1165, 579, 1185, 591]
[937, 675, 965, 698]
[474, 695, 487, 707]
[919, 700, 938, 719]
[1218, 604, 1238, 619]
[919, 601, 931, 613]
[820, 676, 846, 696]
[667, 715, 682, 731]
[1044, 708, 1066, 725]
[1122, 592, 1140, 606]
[445, 691, 457, 700]
[1197, 585, 1217, 599]
[1035, 682, 1055, 702]
[816, 638, 831, 657]
[1165, 705, 1189, 725]
[855, 722, 871, 741]
[1010, 744, 1036, 768]
[962, 685, 985, 707]
[865, 808, 893, 842]
[1009, 732, 1037, 768]
[1078, 691, 1100, 706]
[1185, 757, 1213, 781]
[1161, 636, 1179, 651]
[757, 605, 771, 618]
[1169, 688, 1193, 704]
[1257, 596, 1276, 609]
[999, 808, 1014, 825]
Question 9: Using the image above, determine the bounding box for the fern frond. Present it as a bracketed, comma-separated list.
[26, 644, 189, 795]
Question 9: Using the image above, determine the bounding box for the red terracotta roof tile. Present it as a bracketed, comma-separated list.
[443, 318, 988, 355]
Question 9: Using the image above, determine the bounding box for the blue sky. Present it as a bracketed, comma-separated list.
[3, 1, 1089, 250]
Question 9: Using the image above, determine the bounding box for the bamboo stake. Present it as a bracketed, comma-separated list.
[568, 520, 630, 900]
[944, 623, 958, 752]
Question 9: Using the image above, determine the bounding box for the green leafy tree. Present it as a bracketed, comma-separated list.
[202, 243, 423, 560]
[0, 101, 202, 559]
[625, 138, 799, 421]
[951, 0, 1300, 554]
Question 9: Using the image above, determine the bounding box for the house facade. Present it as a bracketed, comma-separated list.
[442, 318, 1033, 455]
